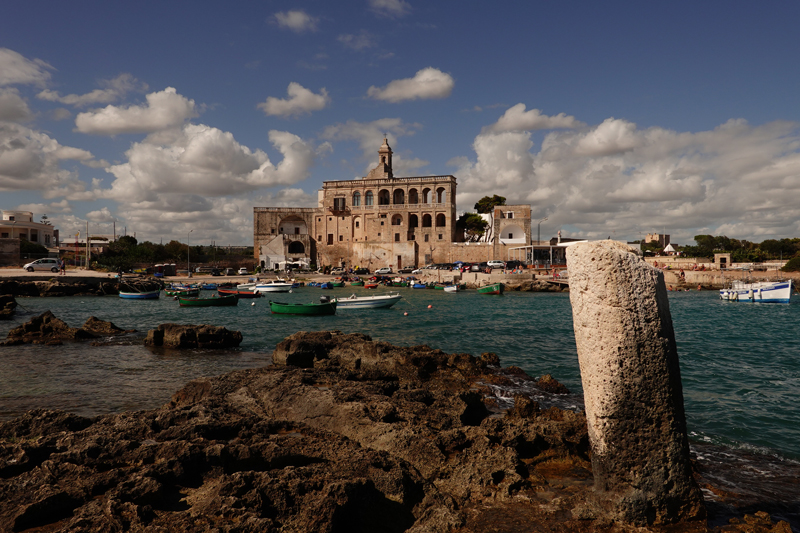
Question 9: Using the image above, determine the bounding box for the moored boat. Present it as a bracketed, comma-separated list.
[165, 288, 199, 297]
[269, 300, 336, 315]
[412, 283, 427, 289]
[477, 282, 504, 295]
[319, 282, 334, 289]
[218, 288, 261, 298]
[334, 292, 403, 309]
[119, 290, 160, 300]
[178, 294, 239, 307]
[719, 279, 794, 303]
[350, 281, 364, 286]
[364, 283, 378, 289]
[443, 285, 460, 293]
[254, 280, 293, 293]
[331, 281, 345, 287]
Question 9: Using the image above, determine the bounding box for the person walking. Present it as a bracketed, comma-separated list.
[59, 258, 66, 275]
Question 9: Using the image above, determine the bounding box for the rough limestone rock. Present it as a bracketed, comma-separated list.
[81, 316, 135, 336]
[566, 240, 705, 525]
[1, 310, 98, 346]
[144, 323, 243, 349]
[0, 294, 16, 320]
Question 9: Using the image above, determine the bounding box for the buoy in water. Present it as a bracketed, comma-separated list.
[404, 312, 408, 316]
[251, 302, 255, 306]
[427, 304, 432, 309]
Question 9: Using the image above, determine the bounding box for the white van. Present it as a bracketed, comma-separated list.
[23, 258, 60, 272]
[487, 260, 505, 269]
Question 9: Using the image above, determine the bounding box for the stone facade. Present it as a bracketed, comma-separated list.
[254, 139, 532, 270]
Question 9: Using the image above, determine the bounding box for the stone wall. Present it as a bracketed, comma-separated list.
[0, 238, 20, 266]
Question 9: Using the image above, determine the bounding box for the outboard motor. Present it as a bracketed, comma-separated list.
[320, 296, 331, 303]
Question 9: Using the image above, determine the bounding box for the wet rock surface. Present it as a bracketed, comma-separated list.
[0, 294, 16, 320]
[144, 323, 243, 350]
[0, 331, 792, 532]
[1, 312, 132, 346]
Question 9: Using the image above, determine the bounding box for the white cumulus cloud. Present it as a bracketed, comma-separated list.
[338, 30, 377, 51]
[258, 83, 330, 118]
[486, 103, 584, 133]
[0, 48, 52, 87]
[101, 124, 314, 204]
[0, 88, 32, 122]
[273, 10, 319, 33]
[74, 87, 198, 135]
[367, 67, 454, 103]
[321, 118, 425, 173]
[37, 73, 148, 107]
[453, 111, 800, 242]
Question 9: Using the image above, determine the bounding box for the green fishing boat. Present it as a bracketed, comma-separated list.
[350, 281, 364, 286]
[178, 294, 238, 307]
[269, 300, 336, 315]
[477, 282, 504, 295]
[331, 281, 345, 287]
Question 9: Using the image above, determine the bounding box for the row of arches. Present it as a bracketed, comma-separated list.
[352, 187, 447, 207]
[391, 213, 447, 228]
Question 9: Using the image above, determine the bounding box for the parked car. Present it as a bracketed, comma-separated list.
[354, 268, 370, 275]
[211, 268, 222, 276]
[487, 260, 505, 269]
[374, 267, 392, 275]
[237, 267, 248, 275]
[470, 262, 488, 272]
[397, 267, 414, 274]
[225, 268, 235, 275]
[23, 258, 59, 272]
[330, 267, 345, 275]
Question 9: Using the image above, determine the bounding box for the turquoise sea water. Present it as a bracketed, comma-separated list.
[0, 288, 798, 461]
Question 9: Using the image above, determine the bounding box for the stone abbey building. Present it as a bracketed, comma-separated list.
[253, 139, 532, 271]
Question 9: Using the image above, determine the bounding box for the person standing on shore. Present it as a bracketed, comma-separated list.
[59, 258, 66, 275]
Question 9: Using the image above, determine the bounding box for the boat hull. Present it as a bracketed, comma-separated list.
[334, 293, 402, 309]
[218, 288, 261, 298]
[254, 283, 293, 293]
[477, 283, 505, 295]
[178, 295, 239, 307]
[269, 300, 336, 315]
[119, 290, 160, 300]
[719, 280, 793, 303]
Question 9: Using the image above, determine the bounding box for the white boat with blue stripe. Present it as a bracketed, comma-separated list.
[719, 279, 794, 303]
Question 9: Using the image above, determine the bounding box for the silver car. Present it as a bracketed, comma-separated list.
[23, 258, 60, 272]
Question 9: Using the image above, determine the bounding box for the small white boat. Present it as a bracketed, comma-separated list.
[254, 280, 294, 293]
[333, 292, 403, 309]
[443, 285, 460, 293]
[719, 279, 794, 303]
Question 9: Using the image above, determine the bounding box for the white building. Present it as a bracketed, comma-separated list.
[0, 211, 59, 247]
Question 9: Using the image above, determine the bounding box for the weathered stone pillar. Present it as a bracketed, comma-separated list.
[566, 240, 705, 525]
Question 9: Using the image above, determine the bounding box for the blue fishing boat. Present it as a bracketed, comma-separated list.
[319, 282, 333, 289]
[119, 290, 160, 300]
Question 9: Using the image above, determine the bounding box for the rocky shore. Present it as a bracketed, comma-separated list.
[0, 278, 162, 298]
[0, 329, 792, 532]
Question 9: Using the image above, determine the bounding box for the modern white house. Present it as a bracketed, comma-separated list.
[0, 211, 59, 247]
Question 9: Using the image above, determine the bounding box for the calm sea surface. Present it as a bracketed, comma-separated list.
[1, 287, 798, 524]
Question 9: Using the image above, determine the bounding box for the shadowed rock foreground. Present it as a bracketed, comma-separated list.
[0, 331, 792, 532]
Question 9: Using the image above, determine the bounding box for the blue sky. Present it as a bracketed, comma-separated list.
[2, 0, 800, 246]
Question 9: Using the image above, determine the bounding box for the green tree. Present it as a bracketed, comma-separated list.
[456, 212, 489, 242]
[474, 195, 506, 214]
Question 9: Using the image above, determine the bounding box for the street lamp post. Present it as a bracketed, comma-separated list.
[187, 229, 194, 277]
[537, 217, 548, 267]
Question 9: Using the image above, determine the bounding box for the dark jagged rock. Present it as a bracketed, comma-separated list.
[536, 373, 570, 394]
[2, 310, 97, 345]
[0, 294, 16, 320]
[81, 316, 136, 336]
[144, 323, 243, 349]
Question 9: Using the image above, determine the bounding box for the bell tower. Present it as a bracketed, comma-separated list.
[366, 137, 393, 179]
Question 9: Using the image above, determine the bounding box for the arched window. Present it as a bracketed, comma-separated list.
[422, 214, 432, 227]
[393, 189, 405, 205]
[378, 189, 390, 205]
[352, 191, 361, 207]
[392, 214, 403, 226]
[408, 188, 418, 204]
[365, 191, 374, 206]
[422, 188, 431, 204]
[409, 214, 419, 228]
[436, 187, 446, 203]
[287, 241, 305, 254]
[436, 214, 446, 227]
